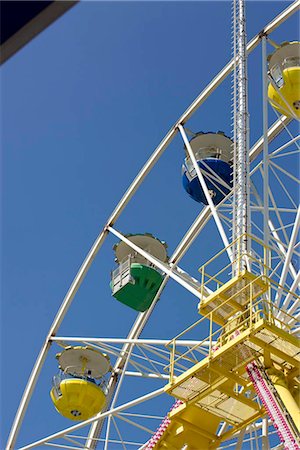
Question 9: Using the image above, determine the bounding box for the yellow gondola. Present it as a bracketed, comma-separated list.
[268, 41, 300, 119]
[50, 346, 111, 421]
[50, 377, 106, 421]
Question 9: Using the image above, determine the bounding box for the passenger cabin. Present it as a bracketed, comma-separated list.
[111, 234, 168, 312]
[182, 132, 233, 205]
[268, 41, 300, 119]
[50, 346, 110, 421]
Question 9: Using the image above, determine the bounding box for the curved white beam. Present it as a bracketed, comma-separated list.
[7, 2, 299, 449]
[19, 387, 165, 450]
[275, 207, 300, 308]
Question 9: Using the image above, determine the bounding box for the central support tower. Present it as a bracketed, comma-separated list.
[232, 0, 251, 270]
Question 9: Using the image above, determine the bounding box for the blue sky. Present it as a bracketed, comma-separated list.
[1, 1, 299, 448]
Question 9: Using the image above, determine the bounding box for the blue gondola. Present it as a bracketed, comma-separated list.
[182, 132, 233, 205]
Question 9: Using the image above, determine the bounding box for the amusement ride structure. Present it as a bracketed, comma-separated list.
[6, 0, 300, 449]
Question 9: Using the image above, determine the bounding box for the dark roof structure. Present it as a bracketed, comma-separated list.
[0, 1, 78, 64]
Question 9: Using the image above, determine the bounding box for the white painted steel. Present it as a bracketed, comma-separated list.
[262, 417, 270, 450]
[121, 371, 169, 380]
[177, 0, 300, 125]
[108, 226, 203, 300]
[232, 0, 250, 266]
[19, 387, 165, 450]
[270, 135, 300, 157]
[70, 435, 144, 446]
[7, 2, 299, 449]
[268, 221, 298, 280]
[262, 35, 270, 277]
[43, 443, 83, 450]
[275, 207, 300, 308]
[286, 270, 300, 320]
[63, 436, 86, 449]
[178, 124, 232, 261]
[6, 227, 109, 450]
[103, 343, 135, 450]
[249, 116, 290, 161]
[50, 337, 209, 346]
[235, 428, 246, 450]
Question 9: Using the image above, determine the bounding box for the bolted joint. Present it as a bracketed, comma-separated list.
[258, 30, 268, 39]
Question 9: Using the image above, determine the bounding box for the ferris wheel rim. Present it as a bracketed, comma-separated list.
[6, 2, 300, 449]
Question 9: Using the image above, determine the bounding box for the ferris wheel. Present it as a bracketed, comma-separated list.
[6, 1, 300, 449]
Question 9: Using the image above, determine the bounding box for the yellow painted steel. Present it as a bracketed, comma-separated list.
[288, 381, 300, 409]
[50, 378, 106, 421]
[267, 369, 300, 432]
[164, 315, 300, 446]
[162, 235, 300, 447]
[198, 234, 271, 300]
[153, 403, 221, 449]
[267, 41, 300, 119]
[199, 270, 269, 325]
[268, 66, 300, 118]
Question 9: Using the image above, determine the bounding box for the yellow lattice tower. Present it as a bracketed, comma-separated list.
[152, 235, 299, 449]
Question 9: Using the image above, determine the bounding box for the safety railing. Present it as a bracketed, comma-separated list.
[111, 254, 164, 282]
[52, 370, 109, 397]
[165, 274, 299, 383]
[198, 233, 272, 299]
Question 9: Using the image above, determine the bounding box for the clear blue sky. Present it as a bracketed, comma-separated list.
[1, 1, 299, 448]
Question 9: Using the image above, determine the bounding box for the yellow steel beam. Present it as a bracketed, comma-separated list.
[159, 441, 177, 450]
[187, 377, 230, 406]
[174, 418, 217, 441]
[208, 364, 249, 387]
[267, 368, 300, 432]
[211, 295, 245, 312]
[264, 323, 300, 348]
[156, 439, 177, 450]
[214, 411, 263, 444]
[166, 326, 253, 392]
[220, 385, 262, 412]
[287, 366, 300, 381]
[186, 371, 257, 415]
[250, 336, 299, 368]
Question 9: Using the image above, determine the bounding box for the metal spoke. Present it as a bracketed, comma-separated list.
[6, 2, 300, 449]
[270, 160, 300, 187]
[269, 135, 300, 158]
[115, 414, 155, 435]
[178, 124, 232, 261]
[111, 416, 127, 450]
[19, 387, 165, 450]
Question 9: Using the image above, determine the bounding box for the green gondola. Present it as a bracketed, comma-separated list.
[111, 234, 168, 312]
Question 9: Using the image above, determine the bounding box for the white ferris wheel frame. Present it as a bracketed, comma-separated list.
[6, 1, 300, 449]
